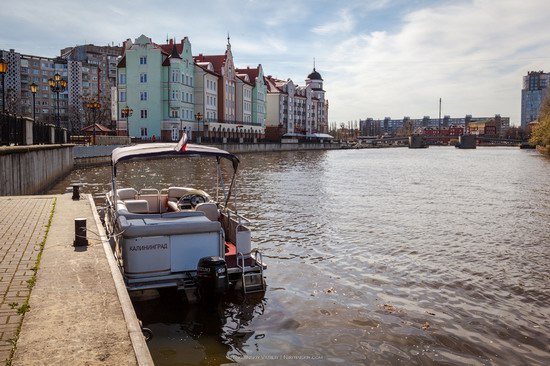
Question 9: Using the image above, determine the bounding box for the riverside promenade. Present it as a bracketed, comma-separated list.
[0, 194, 153, 365]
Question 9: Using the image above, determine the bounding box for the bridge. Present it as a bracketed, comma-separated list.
[357, 135, 529, 147]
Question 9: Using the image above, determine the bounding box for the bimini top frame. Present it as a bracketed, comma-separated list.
[110, 136, 240, 208]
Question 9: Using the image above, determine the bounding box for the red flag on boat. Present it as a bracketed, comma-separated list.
[175, 133, 188, 152]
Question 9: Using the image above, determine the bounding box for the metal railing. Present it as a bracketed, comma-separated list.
[1, 112, 66, 146]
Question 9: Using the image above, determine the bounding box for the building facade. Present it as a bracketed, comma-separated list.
[521, 71, 550, 128]
[194, 40, 237, 124]
[235, 65, 267, 128]
[1, 45, 121, 134]
[117, 35, 197, 141]
[361, 114, 510, 137]
[264, 67, 329, 141]
[60, 44, 122, 133]
[117, 35, 266, 142]
[1, 50, 69, 128]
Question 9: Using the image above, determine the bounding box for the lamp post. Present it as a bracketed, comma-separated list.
[236, 124, 243, 143]
[30, 83, 37, 121]
[0, 58, 7, 113]
[121, 105, 133, 139]
[48, 73, 67, 129]
[194, 112, 203, 143]
[86, 99, 100, 145]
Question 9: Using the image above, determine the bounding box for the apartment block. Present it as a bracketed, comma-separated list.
[520, 70, 550, 128]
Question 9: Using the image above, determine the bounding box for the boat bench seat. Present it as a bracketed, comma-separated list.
[116, 201, 206, 220]
[124, 199, 149, 214]
[118, 215, 221, 238]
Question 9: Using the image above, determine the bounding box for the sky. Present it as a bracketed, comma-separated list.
[2, 0, 550, 126]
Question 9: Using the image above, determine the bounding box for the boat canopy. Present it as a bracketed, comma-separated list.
[111, 142, 240, 171]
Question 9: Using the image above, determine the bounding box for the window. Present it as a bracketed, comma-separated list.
[140, 127, 148, 137]
[172, 69, 178, 82]
[171, 128, 179, 141]
[140, 91, 147, 101]
[140, 73, 147, 83]
[120, 91, 126, 102]
[171, 110, 178, 118]
[140, 109, 148, 118]
[140, 56, 147, 65]
[119, 74, 126, 84]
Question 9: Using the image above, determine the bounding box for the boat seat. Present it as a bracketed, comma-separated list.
[166, 201, 179, 212]
[117, 188, 138, 201]
[124, 199, 150, 214]
[195, 202, 219, 221]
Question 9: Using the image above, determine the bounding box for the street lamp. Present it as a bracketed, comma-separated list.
[0, 58, 7, 113]
[121, 105, 133, 138]
[194, 112, 203, 143]
[30, 83, 37, 121]
[86, 99, 100, 145]
[48, 73, 67, 129]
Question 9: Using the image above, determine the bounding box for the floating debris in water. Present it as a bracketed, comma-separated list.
[422, 322, 430, 330]
[381, 304, 400, 314]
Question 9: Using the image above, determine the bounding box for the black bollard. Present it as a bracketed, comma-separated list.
[73, 218, 88, 247]
[72, 184, 81, 200]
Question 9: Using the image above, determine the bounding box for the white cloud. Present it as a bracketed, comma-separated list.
[311, 9, 356, 35]
[1, 0, 549, 125]
[321, 0, 550, 124]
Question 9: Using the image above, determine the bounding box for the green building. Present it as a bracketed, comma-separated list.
[117, 35, 195, 141]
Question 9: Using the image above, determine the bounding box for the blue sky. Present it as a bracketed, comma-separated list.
[2, 0, 550, 125]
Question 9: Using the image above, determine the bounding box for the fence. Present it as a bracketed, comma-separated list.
[0, 112, 67, 146]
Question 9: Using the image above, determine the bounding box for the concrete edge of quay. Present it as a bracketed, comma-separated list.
[88, 195, 154, 366]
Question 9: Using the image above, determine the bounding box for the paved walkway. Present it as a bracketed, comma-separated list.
[0, 194, 152, 365]
[0, 196, 54, 363]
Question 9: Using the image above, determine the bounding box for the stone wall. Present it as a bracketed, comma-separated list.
[0, 145, 74, 195]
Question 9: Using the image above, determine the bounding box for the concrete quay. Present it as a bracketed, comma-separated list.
[0, 194, 153, 365]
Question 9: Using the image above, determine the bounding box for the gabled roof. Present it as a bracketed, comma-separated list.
[235, 66, 260, 86]
[194, 54, 226, 74]
[236, 74, 253, 86]
[194, 61, 221, 77]
[82, 123, 111, 132]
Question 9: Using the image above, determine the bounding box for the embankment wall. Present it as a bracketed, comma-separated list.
[0, 145, 74, 195]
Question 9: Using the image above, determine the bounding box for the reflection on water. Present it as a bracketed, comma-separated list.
[131, 290, 266, 365]
[50, 147, 550, 365]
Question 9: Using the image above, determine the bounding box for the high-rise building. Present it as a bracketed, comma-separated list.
[0, 49, 69, 127]
[60, 44, 122, 132]
[1, 44, 122, 134]
[521, 71, 550, 128]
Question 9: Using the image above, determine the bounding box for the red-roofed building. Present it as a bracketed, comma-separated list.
[264, 65, 329, 142]
[194, 39, 236, 124]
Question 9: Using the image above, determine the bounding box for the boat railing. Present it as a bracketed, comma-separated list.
[218, 204, 251, 224]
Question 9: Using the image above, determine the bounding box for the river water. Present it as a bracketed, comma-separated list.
[49, 146, 550, 365]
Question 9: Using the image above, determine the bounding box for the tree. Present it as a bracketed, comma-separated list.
[504, 126, 528, 140]
[529, 89, 550, 147]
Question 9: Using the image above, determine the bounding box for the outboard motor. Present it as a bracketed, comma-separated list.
[197, 256, 228, 304]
